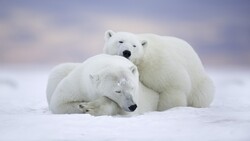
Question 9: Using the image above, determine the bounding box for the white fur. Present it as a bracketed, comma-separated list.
[46, 54, 159, 115]
[103, 30, 215, 111]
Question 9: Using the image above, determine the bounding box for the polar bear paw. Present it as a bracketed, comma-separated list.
[78, 97, 120, 116]
[78, 102, 100, 116]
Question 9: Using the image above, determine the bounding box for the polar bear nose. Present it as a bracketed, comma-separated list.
[128, 104, 137, 112]
[123, 50, 131, 58]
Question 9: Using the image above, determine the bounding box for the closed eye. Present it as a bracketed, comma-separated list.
[115, 90, 121, 93]
[133, 45, 136, 47]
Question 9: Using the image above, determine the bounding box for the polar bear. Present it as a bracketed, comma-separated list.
[103, 30, 215, 111]
[46, 54, 159, 115]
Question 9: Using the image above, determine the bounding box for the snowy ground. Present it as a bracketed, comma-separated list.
[0, 67, 250, 141]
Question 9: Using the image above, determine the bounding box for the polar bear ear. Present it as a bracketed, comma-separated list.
[129, 66, 137, 75]
[89, 74, 99, 82]
[141, 40, 147, 47]
[104, 30, 115, 41]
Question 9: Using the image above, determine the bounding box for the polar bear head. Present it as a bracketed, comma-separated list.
[103, 30, 147, 65]
[90, 64, 139, 112]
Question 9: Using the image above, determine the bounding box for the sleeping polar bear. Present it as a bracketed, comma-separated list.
[46, 54, 159, 116]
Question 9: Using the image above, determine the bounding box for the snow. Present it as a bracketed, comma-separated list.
[0, 68, 250, 141]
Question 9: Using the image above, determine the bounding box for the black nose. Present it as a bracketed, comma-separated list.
[123, 50, 131, 58]
[128, 104, 137, 112]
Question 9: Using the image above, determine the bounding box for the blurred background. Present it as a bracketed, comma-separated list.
[1, 0, 250, 68]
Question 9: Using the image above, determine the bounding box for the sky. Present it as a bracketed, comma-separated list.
[0, 0, 250, 67]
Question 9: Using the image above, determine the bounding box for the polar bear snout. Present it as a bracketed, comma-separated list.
[128, 104, 137, 111]
[121, 98, 137, 112]
[123, 50, 131, 58]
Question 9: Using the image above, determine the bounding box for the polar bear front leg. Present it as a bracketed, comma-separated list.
[78, 96, 122, 116]
[50, 101, 88, 114]
[158, 90, 187, 111]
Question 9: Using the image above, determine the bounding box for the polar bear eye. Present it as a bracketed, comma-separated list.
[115, 90, 121, 94]
[119, 41, 124, 43]
[133, 45, 136, 47]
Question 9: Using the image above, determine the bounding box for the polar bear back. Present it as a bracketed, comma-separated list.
[46, 63, 79, 104]
[138, 34, 205, 74]
[137, 34, 209, 91]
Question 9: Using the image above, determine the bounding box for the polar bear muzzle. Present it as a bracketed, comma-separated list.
[128, 104, 137, 111]
[123, 50, 131, 59]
